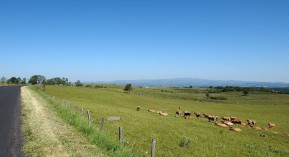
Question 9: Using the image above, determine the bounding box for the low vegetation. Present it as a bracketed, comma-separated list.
[38, 84, 289, 156]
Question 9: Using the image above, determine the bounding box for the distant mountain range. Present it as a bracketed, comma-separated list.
[102, 78, 289, 88]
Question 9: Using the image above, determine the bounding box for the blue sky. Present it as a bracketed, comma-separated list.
[1, 0, 289, 82]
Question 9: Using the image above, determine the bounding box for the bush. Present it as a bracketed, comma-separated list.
[179, 137, 191, 147]
[210, 96, 227, 100]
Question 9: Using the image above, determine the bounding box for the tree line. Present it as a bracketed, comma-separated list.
[1, 75, 79, 86]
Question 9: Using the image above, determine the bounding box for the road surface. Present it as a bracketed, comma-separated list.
[0, 86, 23, 157]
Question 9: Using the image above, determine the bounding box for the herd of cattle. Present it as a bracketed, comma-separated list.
[142, 106, 288, 136]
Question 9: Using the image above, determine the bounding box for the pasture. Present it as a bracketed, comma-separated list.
[42, 85, 289, 156]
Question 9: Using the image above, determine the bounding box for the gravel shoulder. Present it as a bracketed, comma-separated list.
[21, 86, 105, 157]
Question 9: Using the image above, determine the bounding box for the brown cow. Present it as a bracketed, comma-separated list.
[194, 112, 202, 118]
[208, 115, 218, 122]
[230, 117, 237, 121]
[203, 113, 210, 118]
[184, 116, 192, 120]
[268, 123, 275, 128]
[247, 119, 256, 127]
[175, 111, 182, 117]
[252, 126, 262, 130]
[221, 117, 231, 121]
[229, 126, 242, 132]
[231, 119, 242, 125]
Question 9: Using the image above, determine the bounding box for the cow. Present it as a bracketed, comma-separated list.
[230, 117, 237, 121]
[148, 109, 156, 113]
[221, 116, 231, 121]
[184, 116, 192, 120]
[194, 112, 202, 118]
[175, 111, 182, 117]
[183, 111, 191, 120]
[215, 122, 227, 128]
[229, 126, 242, 132]
[208, 115, 218, 122]
[252, 126, 262, 130]
[136, 106, 141, 111]
[159, 112, 168, 116]
[231, 119, 242, 125]
[222, 120, 234, 126]
[247, 119, 256, 127]
[203, 113, 210, 118]
[268, 123, 275, 128]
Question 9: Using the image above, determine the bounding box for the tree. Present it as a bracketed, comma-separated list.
[123, 83, 133, 93]
[16, 77, 22, 84]
[7, 77, 17, 84]
[21, 78, 26, 84]
[1, 77, 6, 85]
[243, 90, 249, 96]
[28, 75, 46, 85]
[206, 92, 210, 98]
[75, 80, 83, 87]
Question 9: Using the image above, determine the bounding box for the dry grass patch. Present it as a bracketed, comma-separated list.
[21, 86, 106, 157]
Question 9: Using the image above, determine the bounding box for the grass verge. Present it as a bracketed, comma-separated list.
[29, 86, 139, 157]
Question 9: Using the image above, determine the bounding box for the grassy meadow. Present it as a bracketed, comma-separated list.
[42, 85, 289, 157]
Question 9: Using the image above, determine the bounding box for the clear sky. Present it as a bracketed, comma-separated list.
[1, 0, 289, 82]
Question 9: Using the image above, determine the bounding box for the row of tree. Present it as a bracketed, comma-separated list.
[1, 76, 27, 85]
[1, 75, 75, 86]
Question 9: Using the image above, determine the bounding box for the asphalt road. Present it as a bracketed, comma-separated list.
[0, 86, 23, 157]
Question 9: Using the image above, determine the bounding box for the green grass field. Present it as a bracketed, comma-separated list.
[42, 85, 289, 157]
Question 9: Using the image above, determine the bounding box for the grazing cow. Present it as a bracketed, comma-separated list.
[194, 112, 202, 118]
[222, 117, 231, 121]
[247, 119, 256, 127]
[183, 111, 191, 120]
[252, 126, 262, 130]
[175, 111, 182, 117]
[231, 119, 242, 125]
[268, 123, 275, 128]
[208, 115, 218, 122]
[203, 113, 210, 118]
[215, 122, 227, 128]
[229, 126, 242, 132]
[230, 117, 237, 121]
[183, 111, 191, 116]
[148, 109, 156, 113]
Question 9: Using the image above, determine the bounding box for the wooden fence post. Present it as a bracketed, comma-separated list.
[151, 139, 156, 157]
[119, 127, 123, 143]
[75, 105, 78, 113]
[87, 110, 91, 125]
[100, 117, 104, 130]
[81, 107, 84, 116]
